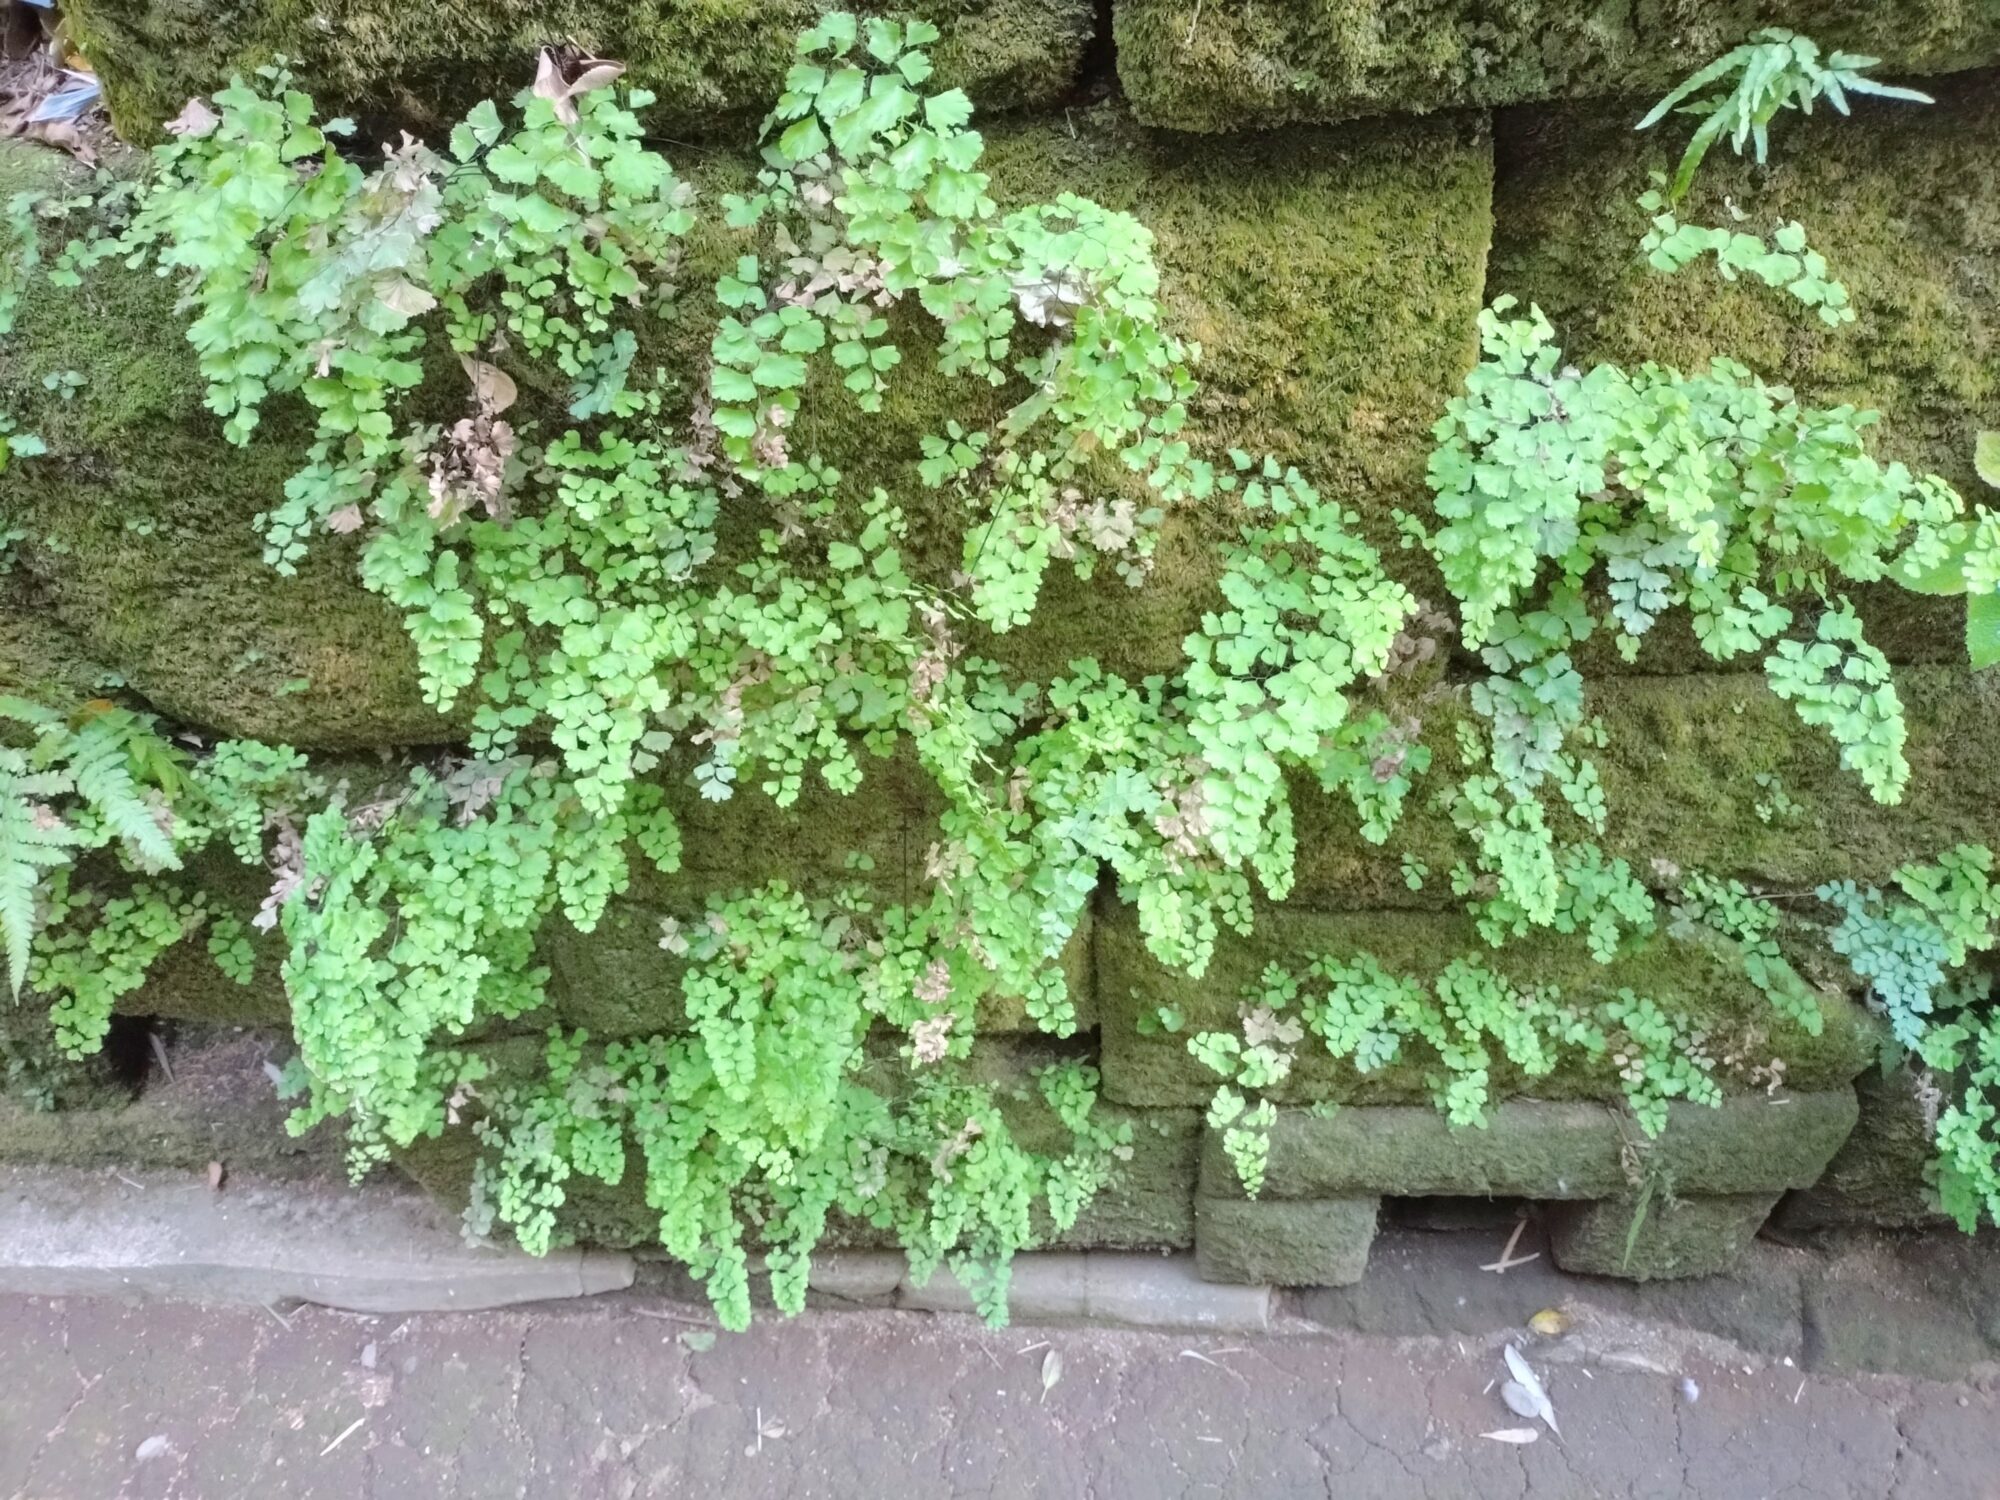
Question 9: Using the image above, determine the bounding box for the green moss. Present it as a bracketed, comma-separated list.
[1194, 1195, 1377, 1286]
[3, 107, 1489, 737]
[1116, 0, 2000, 133]
[1098, 903, 1874, 1108]
[1200, 1091, 1860, 1200]
[638, 105, 1493, 685]
[1492, 71, 2000, 529]
[1778, 1063, 1946, 1230]
[1286, 668, 2000, 911]
[962, 108, 1492, 679]
[1549, 1189, 1783, 1280]
[0, 585, 120, 706]
[0, 1001, 130, 1112]
[65, 0, 1093, 143]
[0, 1025, 345, 1176]
[0, 142, 456, 749]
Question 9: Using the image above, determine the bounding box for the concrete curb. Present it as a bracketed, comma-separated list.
[0, 1164, 1266, 1332]
[0, 1165, 634, 1313]
[654, 1249, 1278, 1333]
[904, 1254, 1273, 1333]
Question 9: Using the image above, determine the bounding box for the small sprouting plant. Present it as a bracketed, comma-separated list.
[0, 409, 42, 474]
[1635, 193, 1854, 326]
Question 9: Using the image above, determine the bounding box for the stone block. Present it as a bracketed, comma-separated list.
[1194, 1195, 1378, 1286]
[1279, 670, 2000, 915]
[1117, 1, 2000, 133]
[0, 1163, 634, 1312]
[0, 1026, 345, 1181]
[1548, 1190, 1783, 1281]
[1098, 901, 1873, 1109]
[67, 0, 1095, 141]
[1052, 1109, 1200, 1252]
[1777, 1064, 1948, 1232]
[1493, 72, 2000, 515]
[898, 1251, 1273, 1331]
[1197, 1093, 1860, 1202]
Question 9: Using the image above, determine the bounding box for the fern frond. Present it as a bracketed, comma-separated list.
[0, 754, 87, 997]
[0, 695, 65, 733]
[67, 713, 182, 871]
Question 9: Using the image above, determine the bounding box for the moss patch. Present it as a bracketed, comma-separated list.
[0, 1026, 346, 1178]
[1194, 1195, 1377, 1286]
[869, 106, 1495, 682]
[0, 583, 120, 707]
[65, 0, 1094, 143]
[3, 107, 1490, 738]
[1287, 668, 2000, 911]
[1492, 70, 2000, 540]
[1116, 0, 2000, 133]
[0, 142, 457, 749]
[1097, 904, 1874, 1109]
[1778, 1064, 1946, 1230]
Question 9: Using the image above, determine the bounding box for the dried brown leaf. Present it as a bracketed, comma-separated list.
[164, 97, 220, 139]
[566, 62, 627, 98]
[531, 49, 565, 108]
[459, 354, 518, 414]
[375, 277, 437, 319]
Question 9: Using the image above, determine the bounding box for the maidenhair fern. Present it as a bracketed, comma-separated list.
[27, 12, 2000, 1319]
[20, 16, 1424, 1329]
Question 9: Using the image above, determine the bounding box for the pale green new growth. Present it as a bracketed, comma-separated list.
[1637, 28, 1932, 203]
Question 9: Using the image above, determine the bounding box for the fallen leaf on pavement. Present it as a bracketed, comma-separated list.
[1504, 1344, 1560, 1435]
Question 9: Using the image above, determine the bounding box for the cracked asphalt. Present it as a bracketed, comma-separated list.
[3, 1291, 1995, 1499]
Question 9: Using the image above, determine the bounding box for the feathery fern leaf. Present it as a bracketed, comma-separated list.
[0, 752, 86, 997]
[66, 710, 183, 872]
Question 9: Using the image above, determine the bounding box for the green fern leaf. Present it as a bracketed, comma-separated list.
[66, 714, 181, 871]
[0, 753, 86, 997]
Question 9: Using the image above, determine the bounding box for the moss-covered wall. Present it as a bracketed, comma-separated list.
[64, 0, 1096, 142]
[9, 10, 2000, 1258]
[0, 108, 1492, 743]
[1490, 73, 2000, 511]
[1116, 0, 2000, 133]
[1289, 669, 2000, 910]
[1098, 905, 1878, 1109]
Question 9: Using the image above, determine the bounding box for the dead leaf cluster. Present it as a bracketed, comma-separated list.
[531, 48, 625, 126]
[1, 3, 109, 163]
[425, 355, 519, 526]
